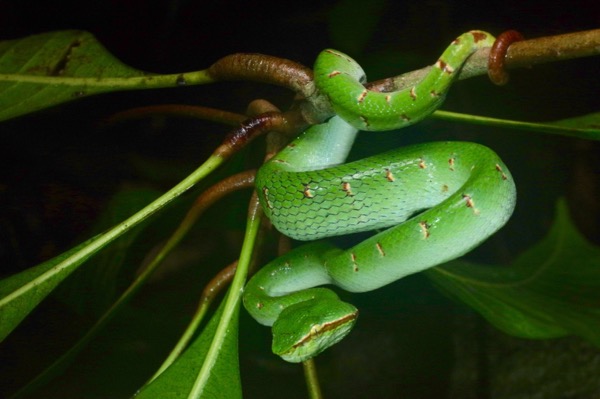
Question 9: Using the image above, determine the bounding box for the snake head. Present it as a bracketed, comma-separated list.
[271, 299, 358, 363]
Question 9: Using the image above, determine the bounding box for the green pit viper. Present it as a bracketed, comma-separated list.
[242, 31, 517, 363]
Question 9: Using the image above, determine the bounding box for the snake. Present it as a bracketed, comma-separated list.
[242, 31, 517, 363]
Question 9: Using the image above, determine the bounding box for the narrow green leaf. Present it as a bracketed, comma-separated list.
[0, 30, 213, 121]
[433, 110, 600, 140]
[426, 199, 600, 345]
[0, 153, 225, 343]
[136, 297, 241, 399]
[0, 235, 100, 341]
[136, 202, 262, 398]
[552, 111, 600, 131]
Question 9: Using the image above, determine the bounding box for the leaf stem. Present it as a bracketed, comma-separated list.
[188, 194, 263, 398]
[303, 358, 324, 399]
[144, 172, 254, 384]
[0, 70, 215, 89]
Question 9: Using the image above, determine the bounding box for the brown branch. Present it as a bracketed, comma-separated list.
[207, 53, 315, 98]
[166, 30, 599, 135]
[213, 109, 307, 158]
[505, 29, 600, 69]
[368, 29, 600, 93]
[201, 260, 238, 303]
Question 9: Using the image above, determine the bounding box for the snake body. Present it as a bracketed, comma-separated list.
[243, 31, 517, 363]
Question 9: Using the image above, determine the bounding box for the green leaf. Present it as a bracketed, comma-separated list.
[0, 30, 141, 120]
[0, 30, 212, 121]
[433, 110, 600, 141]
[136, 296, 241, 399]
[136, 189, 260, 398]
[426, 199, 600, 344]
[1, 152, 225, 344]
[552, 111, 600, 131]
[0, 235, 101, 342]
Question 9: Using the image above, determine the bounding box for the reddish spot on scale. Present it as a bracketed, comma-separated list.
[342, 181, 353, 196]
[419, 221, 431, 239]
[376, 242, 386, 257]
[328, 71, 341, 78]
[385, 168, 395, 182]
[470, 31, 488, 43]
[357, 90, 368, 103]
[303, 184, 314, 198]
[462, 194, 481, 215]
[495, 164, 508, 180]
[410, 87, 417, 101]
[448, 157, 456, 171]
[463, 194, 475, 207]
[351, 253, 358, 272]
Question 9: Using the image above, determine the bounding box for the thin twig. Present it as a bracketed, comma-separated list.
[368, 29, 600, 92]
[303, 358, 323, 399]
[505, 28, 600, 68]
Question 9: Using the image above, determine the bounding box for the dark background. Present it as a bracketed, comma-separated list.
[0, 1, 598, 398]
